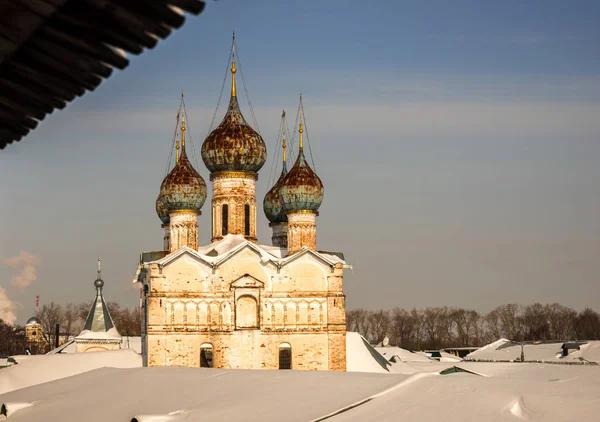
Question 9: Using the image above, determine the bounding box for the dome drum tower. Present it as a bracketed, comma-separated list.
[158, 112, 207, 252]
[202, 58, 267, 243]
[210, 170, 258, 242]
[278, 112, 324, 255]
[264, 127, 289, 248]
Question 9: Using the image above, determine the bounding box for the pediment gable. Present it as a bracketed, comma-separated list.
[215, 242, 278, 268]
[280, 247, 337, 269]
[230, 274, 265, 289]
[156, 247, 213, 269]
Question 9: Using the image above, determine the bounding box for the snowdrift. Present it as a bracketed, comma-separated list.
[1, 363, 599, 421]
[0, 349, 142, 395]
[465, 339, 600, 363]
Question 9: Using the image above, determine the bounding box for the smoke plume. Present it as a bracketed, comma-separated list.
[1, 251, 42, 288]
[0, 286, 17, 325]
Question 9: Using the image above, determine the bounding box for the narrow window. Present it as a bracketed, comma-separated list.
[279, 343, 292, 370]
[200, 343, 214, 368]
[244, 204, 250, 236]
[222, 204, 228, 235]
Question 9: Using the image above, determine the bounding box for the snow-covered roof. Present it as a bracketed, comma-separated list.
[465, 338, 600, 363]
[375, 346, 435, 363]
[0, 349, 141, 395]
[134, 234, 348, 283]
[48, 337, 142, 354]
[2, 355, 600, 421]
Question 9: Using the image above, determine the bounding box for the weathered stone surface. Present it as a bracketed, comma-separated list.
[270, 222, 287, 247]
[286, 211, 317, 254]
[211, 172, 258, 243]
[143, 241, 347, 370]
[168, 211, 199, 252]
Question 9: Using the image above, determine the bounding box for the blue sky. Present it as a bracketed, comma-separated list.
[1, 0, 599, 324]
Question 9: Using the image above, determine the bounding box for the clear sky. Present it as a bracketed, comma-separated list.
[1, 0, 599, 324]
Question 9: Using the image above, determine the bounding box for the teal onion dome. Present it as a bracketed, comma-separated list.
[201, 61, 267, 173]
[263, 162, 288, 223]
[160, 147, 207, 213]
[155, 193, 170, 224]
[279, 147, 323, 212]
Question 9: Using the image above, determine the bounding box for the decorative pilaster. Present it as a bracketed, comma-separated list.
[286, 211, 317, 254]
[270, 222, 288, 247]
[210, 171, 258, 243]
[169, 211, 199, 252]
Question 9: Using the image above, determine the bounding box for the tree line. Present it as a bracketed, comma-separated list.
[347, 303, 600, 350]
[0, 301, 141, 356]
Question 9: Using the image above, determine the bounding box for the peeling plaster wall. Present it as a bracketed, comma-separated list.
[144, 247, 346, 371]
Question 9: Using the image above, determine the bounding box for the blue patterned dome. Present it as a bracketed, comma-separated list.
[155, 193, 170, 224]
[279, 124, 324, 213]
[160, 141, 207, 213]
[263, 163, 288, 223]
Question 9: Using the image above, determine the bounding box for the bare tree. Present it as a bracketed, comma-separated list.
[574, 308, 600, 340]
[452, 308, 482, 346]
[390, 308, 415, 348]
[546, 303, 577, 340]
[37, 302, 64, 347]
[0, 320, 26, 356]
[62, 302, 81, 337]
[522, 303, 550, 341]
[367, 310, 390, 344]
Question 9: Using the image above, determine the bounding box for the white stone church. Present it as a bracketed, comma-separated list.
[133, 47, 349, 371]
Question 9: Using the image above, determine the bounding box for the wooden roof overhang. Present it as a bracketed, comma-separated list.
[0, 0, 205, 149]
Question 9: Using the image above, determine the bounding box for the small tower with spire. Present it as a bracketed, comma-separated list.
[201, 35, 267, 243]
[279, 95, 324, 254]
[75, 257, 122, 353]
[158, 92, 207, 252]
[263, 110, 290, 247]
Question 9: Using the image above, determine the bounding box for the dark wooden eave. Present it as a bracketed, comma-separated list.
[0, 0, 205, 149]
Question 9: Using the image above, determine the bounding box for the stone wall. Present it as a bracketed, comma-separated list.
[144, 245, 347, 370]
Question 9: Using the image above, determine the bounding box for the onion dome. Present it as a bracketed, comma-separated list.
[160, 116, 207, 213]
[279, 117, 324, 212]
[263, 138, 288, 223]
[26, 316, 41, 326]
[155, 193, 169, 224]
[201, 58, 267, 173]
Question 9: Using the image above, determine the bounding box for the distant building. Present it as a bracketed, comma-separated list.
[24, 317, 47, 354]
[134, 47, 349, 371]
[74, 258, 122, 353]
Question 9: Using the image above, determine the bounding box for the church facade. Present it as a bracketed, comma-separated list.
[134, 47, 348, 371]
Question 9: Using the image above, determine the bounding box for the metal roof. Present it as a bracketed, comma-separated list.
[0, 0, 205, 149]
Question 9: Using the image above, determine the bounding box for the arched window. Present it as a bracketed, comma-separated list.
[236, 295, 258, 329]
[279, 343, 292, 370]
[244, 204, 250, 236]
[222, 204, 228, 235]
[200, 343, 213, 368]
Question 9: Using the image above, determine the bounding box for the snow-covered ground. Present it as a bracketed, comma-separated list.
[1, 334, 599, 421]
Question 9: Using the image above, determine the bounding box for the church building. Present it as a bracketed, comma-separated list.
[134, 46, 349, 371]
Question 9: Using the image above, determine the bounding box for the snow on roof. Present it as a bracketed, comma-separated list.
[346, 332, 391, 373]
[375, 346, 435, 363]
[48, 337, 142, 354]
[0, 349, 141, 395]
[2, 361, 599, 421]
[465, 339, 600, 363]
[147, 234, 346, 271]
[0, 367, 406, 421]
[76, 327, 121, 340]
